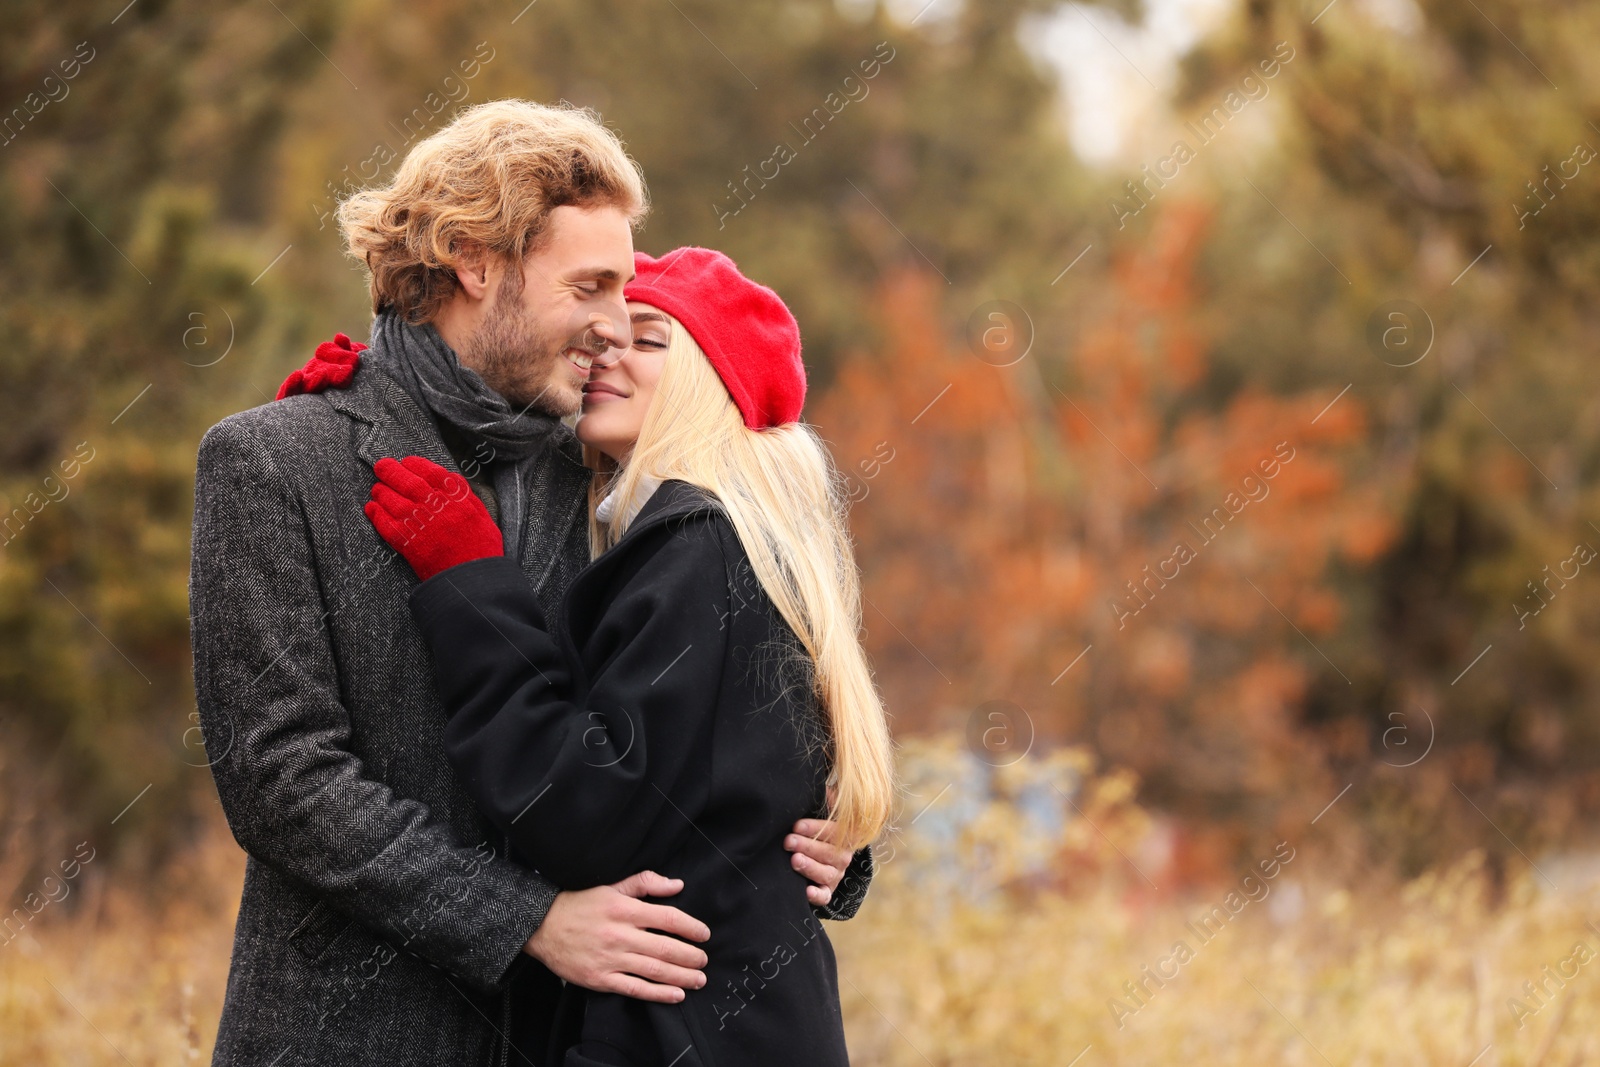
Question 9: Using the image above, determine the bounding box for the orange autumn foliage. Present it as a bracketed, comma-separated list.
[813, 202, 1399, 839]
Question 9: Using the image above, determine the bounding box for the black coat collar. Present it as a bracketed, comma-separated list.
[610, 479, 722, 551]
[555, 478, 725, 652]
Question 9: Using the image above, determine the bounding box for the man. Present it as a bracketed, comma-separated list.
[189, 99, 872, 1067]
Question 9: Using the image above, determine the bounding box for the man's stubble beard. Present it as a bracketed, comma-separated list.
[460, 279, 579, 419]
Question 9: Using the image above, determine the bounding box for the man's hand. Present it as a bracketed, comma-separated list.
[522, 870, 710, 1003]
[785, 819, 857, 908]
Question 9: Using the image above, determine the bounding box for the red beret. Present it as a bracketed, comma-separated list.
[624, 247, 806, 429]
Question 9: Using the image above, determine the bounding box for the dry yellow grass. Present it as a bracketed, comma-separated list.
[830, 847, 1600, 1066]
[4, 738, 1597, 1065]
[0, 814, 239, 1065]
[832, 737, 1600, 1066]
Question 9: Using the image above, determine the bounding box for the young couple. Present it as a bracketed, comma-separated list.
[189, 99, 893, 1066]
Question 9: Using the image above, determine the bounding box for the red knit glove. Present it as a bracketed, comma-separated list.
[364, 456, 505, 581]
[276, 333, 366, 400]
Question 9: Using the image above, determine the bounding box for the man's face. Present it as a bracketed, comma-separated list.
[459, 203, 635, 418]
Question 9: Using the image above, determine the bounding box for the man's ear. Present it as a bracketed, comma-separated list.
[451, 242, 495, 303]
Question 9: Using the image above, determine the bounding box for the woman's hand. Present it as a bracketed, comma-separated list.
[364, 455, 504, 580]
[785, 819, 859, 907]
[276, 332, 364, 399]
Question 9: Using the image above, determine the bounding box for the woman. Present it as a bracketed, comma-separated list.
[363, 247, 894, 1066]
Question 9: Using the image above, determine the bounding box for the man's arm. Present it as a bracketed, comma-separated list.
[191, 416, 552, 990]
[523, 873, 708, 1002]
[191, 417, 696, 992]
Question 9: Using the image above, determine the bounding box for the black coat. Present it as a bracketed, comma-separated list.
[411, 479, 858, 1067]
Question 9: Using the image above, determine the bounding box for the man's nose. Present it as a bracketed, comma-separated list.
[586, 298, 632, 352]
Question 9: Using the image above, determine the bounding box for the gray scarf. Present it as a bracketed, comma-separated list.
[367, 307, 567, 561]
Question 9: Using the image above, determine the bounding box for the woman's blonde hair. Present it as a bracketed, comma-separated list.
[585, 318, 894, 850]
[338, 99, 648, 324]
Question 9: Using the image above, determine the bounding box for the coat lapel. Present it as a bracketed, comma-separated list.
[569, 480, 720, 594]
[324, 363, 460, 475]
[324, 360, 593, 609]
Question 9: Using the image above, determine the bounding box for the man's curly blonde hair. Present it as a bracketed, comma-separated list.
[338, 99, 648, 325]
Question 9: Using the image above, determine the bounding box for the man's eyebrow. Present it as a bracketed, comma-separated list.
[564, 267, 626, 281]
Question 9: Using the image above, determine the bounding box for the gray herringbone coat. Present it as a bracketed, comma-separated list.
[189, 362, 593, 1066]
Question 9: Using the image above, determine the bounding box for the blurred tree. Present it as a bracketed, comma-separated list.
[814, 204, 1392, 863]
[1173, 0, 1600, 870]
[0, 0, 344, 879]
[0, 0, 1121, 878]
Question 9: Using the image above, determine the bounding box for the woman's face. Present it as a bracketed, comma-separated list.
[576, 301, 670, 462]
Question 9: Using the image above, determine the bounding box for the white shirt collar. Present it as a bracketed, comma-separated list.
[595, 474, 663, 529]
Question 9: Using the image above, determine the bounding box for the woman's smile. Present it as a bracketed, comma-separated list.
[581, 379, 628, 404]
